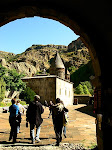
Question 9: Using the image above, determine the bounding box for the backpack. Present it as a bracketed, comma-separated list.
[63, 112, 68, 126]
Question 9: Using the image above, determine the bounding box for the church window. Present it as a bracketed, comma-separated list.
[65, 89, 67, 96]
[29, 68, 31, 72]
[69, 91, 70, 97]
[59, 88, 61, 95]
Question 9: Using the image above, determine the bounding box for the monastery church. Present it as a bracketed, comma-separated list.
[22, 52, 74, 106]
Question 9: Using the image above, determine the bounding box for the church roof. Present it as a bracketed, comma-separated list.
[21, 75, 73, 84]
[52, 52, 65, 69]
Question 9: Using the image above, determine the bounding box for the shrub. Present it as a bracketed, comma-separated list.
[20, 101, 27, 105]
[6, 102, 12, 106]
[0, 102, 5, 107]
[0, 102, 12, 107]
[19, 87, 36, 104]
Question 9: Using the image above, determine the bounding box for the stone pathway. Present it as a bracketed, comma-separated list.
[0, 104, 97, 149]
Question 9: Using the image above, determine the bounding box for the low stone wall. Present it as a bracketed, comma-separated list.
[74, 95, 93, 104]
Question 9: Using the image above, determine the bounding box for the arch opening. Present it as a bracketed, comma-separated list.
[0, 3, 103, 149]
[0, 5, 101, 81]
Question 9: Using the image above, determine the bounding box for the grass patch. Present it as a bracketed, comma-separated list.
[0, 100, 26, 107]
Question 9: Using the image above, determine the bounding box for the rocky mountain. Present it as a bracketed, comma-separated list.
[0, 37, 91, 76]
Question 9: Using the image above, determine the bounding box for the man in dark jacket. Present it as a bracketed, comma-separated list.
[26, 95, 44, 144]
[51, 98, 65, 146]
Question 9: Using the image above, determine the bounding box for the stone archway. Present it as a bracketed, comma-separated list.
[0, 1, 112, 149]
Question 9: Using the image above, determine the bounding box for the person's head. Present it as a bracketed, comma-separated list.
[56, 98, 61, 104]
[17, 100, 20, 104]
[11, 99, 16, 104]
[49, 101, 53, 105]
[14, 96, 17, 99]
[34, 95, 40, 102]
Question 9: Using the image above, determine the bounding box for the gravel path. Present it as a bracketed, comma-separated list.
[0, 143, 86, 150]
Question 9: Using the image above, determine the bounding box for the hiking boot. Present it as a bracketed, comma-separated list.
[9, 136, 12, 141]
[55, 142, 59, 146]
[31, 140, 35, 144]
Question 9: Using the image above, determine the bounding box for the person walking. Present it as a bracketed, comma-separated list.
[16, 100, 25, 134]
[59, 100, 69, 138]
[51, 98, 65, 146]
[26, 95, 44, 144]
[63, 109, 69, 138]
[9, 99, 19, 143]
[44, 100, 48, 108]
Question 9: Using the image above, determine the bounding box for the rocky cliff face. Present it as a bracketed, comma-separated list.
[0, 58, 37, 76]
[0, 38, 91, 76]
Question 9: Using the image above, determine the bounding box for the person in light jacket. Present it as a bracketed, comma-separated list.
[16, 99, 25, 134]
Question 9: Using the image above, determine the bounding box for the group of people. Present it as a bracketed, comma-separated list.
[8, 95, 68, 146]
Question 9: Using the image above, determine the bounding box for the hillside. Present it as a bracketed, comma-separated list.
[0, 37, 91, 76]
[71, 61, 95, 87]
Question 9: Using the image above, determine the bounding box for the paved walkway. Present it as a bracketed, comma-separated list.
[0, 104, 97, 149]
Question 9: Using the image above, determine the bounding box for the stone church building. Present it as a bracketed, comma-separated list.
[22, 52, 73, 106]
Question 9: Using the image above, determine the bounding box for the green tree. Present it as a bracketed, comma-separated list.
[4, 69, 26, 91]
[81, 81, 94, 95]
[0, 64, 7, 77]
[75, 84, 84, 95]
[19, 87, 36, 104]
[0, 78, 6, 102]
[83, 85, 90, 95]
[83, 81, 92, 89]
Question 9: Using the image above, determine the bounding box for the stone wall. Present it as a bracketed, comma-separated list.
[22, 76, 56, 105]
[22, 76, 74, 106]
[74, 95, 93, 104]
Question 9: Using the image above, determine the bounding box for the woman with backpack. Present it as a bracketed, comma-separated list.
[51, 98, 68, 146]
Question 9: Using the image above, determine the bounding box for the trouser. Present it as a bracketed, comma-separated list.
[63, 126, 66, 135]
[17, 114, 22, 134]
[54, 123, 63, 144]
[17, 122, 20, 134]
[30, 124, 41, 142]
[9, 117, 17, 142]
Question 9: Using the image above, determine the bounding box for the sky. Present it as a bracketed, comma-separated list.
[0, 17, 79, 54]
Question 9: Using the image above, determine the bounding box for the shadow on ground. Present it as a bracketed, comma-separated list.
[75, 105, 96, 117]
[0, 141, 51, 147]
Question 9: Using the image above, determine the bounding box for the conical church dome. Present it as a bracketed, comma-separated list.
[50, 52, 65, 79]
[55, 52, 65, 69]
